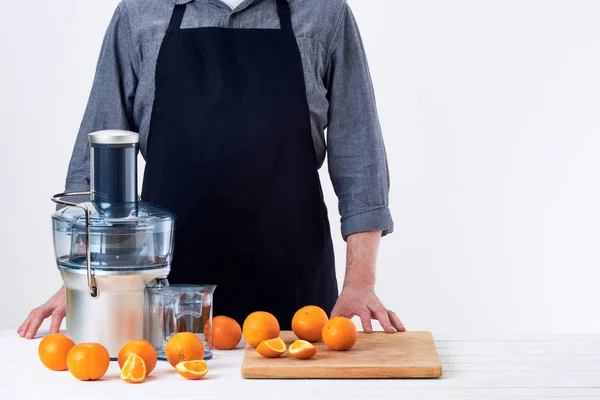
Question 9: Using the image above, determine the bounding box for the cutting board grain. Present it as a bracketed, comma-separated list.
[241, 330, 442, 379]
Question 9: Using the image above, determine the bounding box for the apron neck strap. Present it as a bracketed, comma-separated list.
[168, 1, 293, 33]
[276, 0, 293, 33]
[168, 4, 187, 32]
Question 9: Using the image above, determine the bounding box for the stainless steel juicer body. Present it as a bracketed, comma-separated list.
[59, 267, 169, 357]
[51, 130, 175, 358]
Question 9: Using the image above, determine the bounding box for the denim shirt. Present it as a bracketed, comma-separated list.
[65, 0, 393, 240]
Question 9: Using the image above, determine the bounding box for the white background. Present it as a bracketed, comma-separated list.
[0, 0, 599, 334]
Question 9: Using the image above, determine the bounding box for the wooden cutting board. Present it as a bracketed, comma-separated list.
[241, 330, 442, 379]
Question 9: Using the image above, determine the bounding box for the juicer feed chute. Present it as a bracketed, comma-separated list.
[51, 130, 175, 358]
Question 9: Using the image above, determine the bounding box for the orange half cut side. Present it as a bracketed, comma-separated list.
[256, 337, 287, 358]
[288, 339, 317, 359]
[120, 353, 147, 383]
[175, 360, 209, 380]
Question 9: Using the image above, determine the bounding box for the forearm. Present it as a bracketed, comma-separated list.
[342, 231, 382, 289]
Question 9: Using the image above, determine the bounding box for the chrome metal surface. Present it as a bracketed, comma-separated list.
[88, 130, 139, 145]
[52, 191, 97, 298]
[61, 266, 170, 358]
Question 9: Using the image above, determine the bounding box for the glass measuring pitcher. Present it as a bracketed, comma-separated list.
[146, 283, 217, 360]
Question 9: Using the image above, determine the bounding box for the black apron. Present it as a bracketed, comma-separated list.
[141, 0, 338, 330]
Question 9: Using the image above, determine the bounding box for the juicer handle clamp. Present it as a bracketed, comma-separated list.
[51, 191, 98, 299]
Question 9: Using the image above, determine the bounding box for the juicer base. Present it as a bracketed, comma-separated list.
[60, 266, 170, 358]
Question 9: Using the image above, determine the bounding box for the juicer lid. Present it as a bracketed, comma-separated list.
[52, 200, 175, 278]
[88, 130, 139, 145]
[52, 200, 175, 228]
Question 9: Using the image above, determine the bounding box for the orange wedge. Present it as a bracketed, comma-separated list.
[256, 337, 286, 358]
[175, 360, 208, 380]
[120, 353, 147, 384]
[289, 339, 317, 359]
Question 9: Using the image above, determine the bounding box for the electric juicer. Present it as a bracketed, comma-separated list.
[51, 130, 175, 358]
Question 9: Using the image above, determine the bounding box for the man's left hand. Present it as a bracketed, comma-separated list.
[331, 284, 405, 333]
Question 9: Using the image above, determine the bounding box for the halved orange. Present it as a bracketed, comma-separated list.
[175, 360, 208, 380]
[118, 339, 157, 375]
[256, 337, 286, 358]
[288, 339, 317, 359]
[120, 353, 147, 384]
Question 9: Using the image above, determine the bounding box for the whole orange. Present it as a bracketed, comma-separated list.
[291, 305, 329, 342]
[165, 332, 205, 367]
[242, 311, 280, 348]
[66, 343, 110, 381]
[206, 316, 242, 350]
[118, 339, 158, 375]
[321, 316, 358, 351]
[38, 333, 75, 371]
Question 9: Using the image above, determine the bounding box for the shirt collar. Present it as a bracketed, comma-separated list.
[173, 0, 264, 5]
[172, 0, 286, 6]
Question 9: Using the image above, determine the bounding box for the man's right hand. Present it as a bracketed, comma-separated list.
[18, 285, 66, 339]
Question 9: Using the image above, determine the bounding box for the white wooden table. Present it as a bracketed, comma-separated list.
[1, 329, 598, 399]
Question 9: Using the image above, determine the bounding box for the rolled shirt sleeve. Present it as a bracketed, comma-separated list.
[324, 2, 394, 240]
[62, 3, 138, 204]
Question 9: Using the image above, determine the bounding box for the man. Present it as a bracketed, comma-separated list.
[18, 0, 404, 338]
